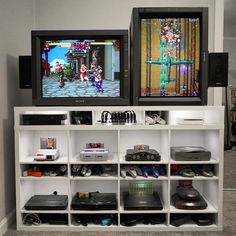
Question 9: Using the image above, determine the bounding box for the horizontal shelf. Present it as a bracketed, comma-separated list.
[17, 125, 68, 131]
[169, 199, 218, 214]
[170, 176, 218, 180]
[20, 176, 68, 180]
[70, 176, 118, 180]
[70, 210, 118, 214]
[20, 156, 68, 164]
[21, 208, 69, 214]
[119, 205, 168, 214]
[120, 176, 168, 181]
[170, 158, 219, 164]
[169, 124, 222, 130]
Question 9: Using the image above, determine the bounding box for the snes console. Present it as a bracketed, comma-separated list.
[34, 149, 59, 161]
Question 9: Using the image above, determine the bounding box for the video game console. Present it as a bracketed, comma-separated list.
[34, 149, 59, 161]
[171, 146, 211, 161]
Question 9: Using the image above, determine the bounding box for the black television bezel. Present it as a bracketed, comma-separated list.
[32, 30, 130, 106]
[130, 7, 209, 106]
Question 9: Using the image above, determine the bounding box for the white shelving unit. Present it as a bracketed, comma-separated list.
[14, 106, 224, 231]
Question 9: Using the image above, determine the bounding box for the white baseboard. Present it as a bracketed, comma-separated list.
[0, 210, 15, 236]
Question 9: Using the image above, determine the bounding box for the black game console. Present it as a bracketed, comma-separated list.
[125, 145, 161, 161]
[24, 195, 68, 210]
[172, 193, 208, 210]
[123, 192, 163, 210]
[22, 114, 67, 125]
[171, 146, 211, 161]
[71, 193, 117, 210]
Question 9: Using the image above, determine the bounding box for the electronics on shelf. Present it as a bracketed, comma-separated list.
[22, 114, 67, 125]
[176, 118, 204, 125]
[79, 143, 109, 161]
[125, 145, 161, 161]
[34, 149, 59, 161]
[71, 192, 117, 210]
[171, 180, 208, 210]
[171, 146, 211, 161]
[24, 195, 68, 210]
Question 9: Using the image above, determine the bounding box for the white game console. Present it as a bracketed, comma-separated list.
[34, 149, 59, 161]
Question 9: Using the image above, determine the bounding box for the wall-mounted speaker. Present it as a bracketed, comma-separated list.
[208, 52, 228, 87]
[19, 55, 32, 89]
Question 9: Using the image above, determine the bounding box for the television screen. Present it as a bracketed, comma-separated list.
[32, 30, 130, 106]
[130, 8, 208, 105]
[141, 17, 200, 97]
[41, 38, 121, 98]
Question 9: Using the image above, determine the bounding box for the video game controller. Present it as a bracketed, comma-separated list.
[142, 166, 159, 178]
[121, 166, 137, 178]
[130, 166, 142, 176]
[176, 180, 200, 200]
[155, 165, 166, 176]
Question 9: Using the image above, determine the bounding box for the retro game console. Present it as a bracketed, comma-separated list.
[34, 149, 59, 161]
[171, 146, 211, 161]
[80, 143, 109, 161]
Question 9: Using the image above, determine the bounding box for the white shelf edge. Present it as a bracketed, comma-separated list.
[70, 210, 118, 214]
[170, 176, 219, 180]
[70, 176, 118, 181]
[20, 176, 68, 180]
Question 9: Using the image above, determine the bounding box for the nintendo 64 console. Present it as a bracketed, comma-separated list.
[171, 146, 211, 161]
[125, 145, 161, 161]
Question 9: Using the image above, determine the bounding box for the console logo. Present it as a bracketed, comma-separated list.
[75, 100, 85, 103]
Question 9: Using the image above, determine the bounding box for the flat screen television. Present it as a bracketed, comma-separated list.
[130, 7, 208, 105]
[32, 30, 130, 106]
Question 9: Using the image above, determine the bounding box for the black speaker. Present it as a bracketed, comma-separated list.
[19, 55, 32, 89]
[208, 52, 228, 87]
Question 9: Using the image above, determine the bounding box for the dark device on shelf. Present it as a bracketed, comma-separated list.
[24, 195, 68, 210]
[171, 146, 211, 161]
[71, 192, 117, 210]
[123, 192, 163, 210]
[170, 214, 192, 227]
[192, 214, 213, 226]
[125, 145, 161, 161]
[19, 55, 32, 89]
[31, 30, 130, 106]
[22, 114, 67, 125]
[70, 111, 92, 125]
[130, 7, 209, 106]
[171, 193, 207, 210]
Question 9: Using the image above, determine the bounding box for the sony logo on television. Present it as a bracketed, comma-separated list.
[75, 100, 85, 103]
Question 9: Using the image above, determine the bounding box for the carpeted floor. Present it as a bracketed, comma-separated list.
[4, 151, 236, 236]
[224, 150, 236, 189]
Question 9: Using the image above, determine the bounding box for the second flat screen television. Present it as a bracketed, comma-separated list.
[131, 8, 209, 105]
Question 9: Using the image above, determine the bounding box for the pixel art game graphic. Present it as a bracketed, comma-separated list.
[141, 18, 200, 97]
[41, 39, 121, 98]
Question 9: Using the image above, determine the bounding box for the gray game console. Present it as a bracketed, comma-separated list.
[171, 146, 211, 161]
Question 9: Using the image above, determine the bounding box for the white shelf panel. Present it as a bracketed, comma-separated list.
[18, 125, 68, 131]
[70, 176, 118, 180]
[20, 176, 68, 181]
[21, 208, 68, 214]
[20, 156, 68, 164]
[170, 200, 218, 213]
[70, 210, 118, 214]
[70, 224, 118, 229]
[170, 158, 219, 164]
[170, 176, 218, 181]
[119, 206, 168, 214]
[120, 176, 168, 181]
[170, 124, 222, 130]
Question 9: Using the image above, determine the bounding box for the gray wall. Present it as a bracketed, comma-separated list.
[0, 0, 35, 222]
[0, 0, 222, 223]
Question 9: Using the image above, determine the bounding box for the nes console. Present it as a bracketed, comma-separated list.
[171, 146, 211, 161]
[34, 149, 59, 161]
